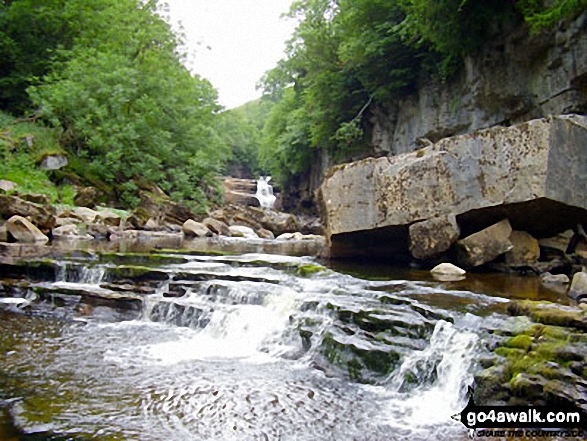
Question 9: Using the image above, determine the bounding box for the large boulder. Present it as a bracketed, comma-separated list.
[409, 214, 460, 260]
[5, 215, 49, 243]
[505, 230, 540, 266]
[138, 192, 195, 226]
[202, 218, 230, 236]
[182, 219, 211, 238]
[0, 194, 55, 234]
[74, 186, 98, 208]
[319, 115, 587, 259]
[457, 219, 513, 267]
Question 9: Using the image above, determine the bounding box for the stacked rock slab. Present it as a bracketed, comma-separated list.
[319, 115, 587, 260]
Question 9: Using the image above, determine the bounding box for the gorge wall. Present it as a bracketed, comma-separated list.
[291, 12, 587, 214]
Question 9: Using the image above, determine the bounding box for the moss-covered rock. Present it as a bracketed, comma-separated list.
[508, 300, 587, 330]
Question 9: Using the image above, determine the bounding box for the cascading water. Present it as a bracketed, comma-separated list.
[255, 175, 276, 209]
[0, 251, 514, 440]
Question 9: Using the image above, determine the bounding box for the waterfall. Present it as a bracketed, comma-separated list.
[255, 176, 276, 209]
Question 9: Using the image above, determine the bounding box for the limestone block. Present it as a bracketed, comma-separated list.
[6, 215, 49, 243]
[182, 219, 211, 238]
[505, 231, 540, 266]
[457, 219, 513, 267]
[569, 271, 587, 301]
[409, 214, 460, 260]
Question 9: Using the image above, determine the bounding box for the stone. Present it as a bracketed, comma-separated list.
[74, 186, 98, 208]
[0, 194, 55, 234]
[202, 218, 230, 236]
[138, 191, 195, 226]
[0, 180, 17, 193]
[257, 228, 275, 239]
[39, 154, 68, 170]
[19, 193, 50, 205]
[569, 271, 587, 301]
[409, 214, 460, 260]
[182, 219, 211, 238]
[144, 218, 159, 231]
[540, 272, 570, 285]
[95, 210, 121, 227]
[457, 219, 513, 267]
[505, 230, 540, 266]
[71, 207, 99, 224]
[228, 225, 258, 238]
[52, 224, 93, 240]
[430, 263, 466, 276]
[276, 233, 294, 240]
[0, 223, 7, 242]
[5, 215, 49, 243]
[539, 230, 574, 254]
[320, 115, 587, 259]
[127, 207, 151, 229]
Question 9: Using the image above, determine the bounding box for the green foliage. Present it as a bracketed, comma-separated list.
[0, 111, 75, 203]
[517, 0, 587, 30]
[259, 0, 586, 192]
[2, 0, 230, 210]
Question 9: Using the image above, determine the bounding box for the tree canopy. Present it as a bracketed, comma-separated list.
[259, 0, 586, 189]
[0, 0, 228, 210]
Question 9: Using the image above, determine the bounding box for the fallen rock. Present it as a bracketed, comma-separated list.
[126, 207, 151, 229]
[19, 193, 50, 205]
[182, 219, 211, 238]
[320, 115, 587, 259]
[0, 194, 55, 234]
[5, 215, 49, 243]
[540, 272, 570, 285]
[202, 218, 230, 236]
[52, 224, 93, 240]
[505, 230, 540, 266]
[138, 191, 195, 226]
[70, 207, 99, 224]
[74, 186, 98, 208]
[95, 209, 121, 227]
[457, 219, 513, 267]
[257, 228, 275, 239]
[569, 271, 587, 301]
[228, 225, 258, 238]
[409, 214, 460, 260]
[539, 230, 574, 254]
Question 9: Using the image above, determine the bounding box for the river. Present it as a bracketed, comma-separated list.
[0, 238, 571, 440]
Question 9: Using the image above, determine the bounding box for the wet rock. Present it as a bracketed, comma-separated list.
[540, 272, 570, 285]
[508, 300, 587, 330]
[409, 214, 460, 260]
[0, 194, 55, 234]
[505, 231, 540, 266]
[257, 228, 275, 239]
[52, 224, 93, 240]
[74, 186, 98, 208]
[229, 225, 258, 238]
[457, 219, 513, 267]
[183, 219, 212, 238]
[569, 271, 587, 301]
[203, 217, 230, 236]
[5, 215, 49, 243]
[430, 263, 466, 281]
[0, 179, 17, 193]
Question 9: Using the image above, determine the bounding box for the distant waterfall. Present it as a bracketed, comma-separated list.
[255, 176, 276, 209]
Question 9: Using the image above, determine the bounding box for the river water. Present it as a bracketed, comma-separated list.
[0, 239, 569, 440]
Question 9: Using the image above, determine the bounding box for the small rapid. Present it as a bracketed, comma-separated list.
[0, 250, 518, 440]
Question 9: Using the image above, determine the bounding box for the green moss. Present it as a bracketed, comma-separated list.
[296, 263, 326, 277]
[504, 335, 533, 351]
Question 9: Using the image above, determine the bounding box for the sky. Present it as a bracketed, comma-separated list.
[163, 0, 296, 109]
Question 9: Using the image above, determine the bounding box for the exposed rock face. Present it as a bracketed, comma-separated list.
[371, 13, 587, 156]
[5, 215, 49, 243]
[319, 115, 587, 259]
[39, 154, 68, 170]
[223, 178, 260, 207]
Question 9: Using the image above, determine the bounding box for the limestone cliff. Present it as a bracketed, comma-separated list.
[297, 13, 587, 213]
